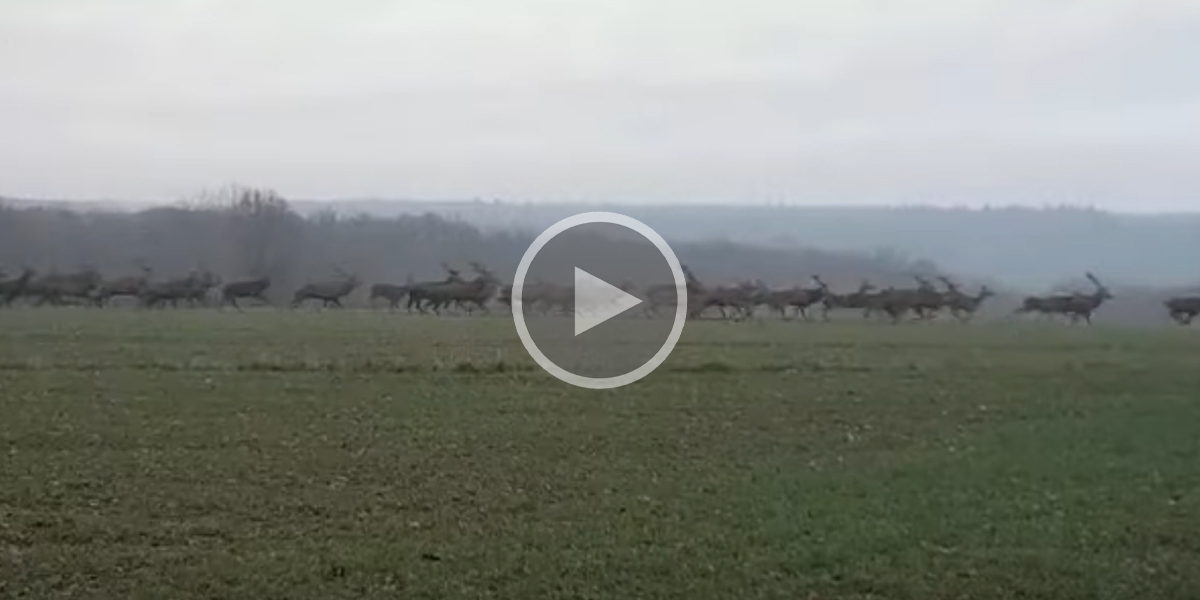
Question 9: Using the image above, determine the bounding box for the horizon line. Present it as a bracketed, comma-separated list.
[3, 194, 1198, 216]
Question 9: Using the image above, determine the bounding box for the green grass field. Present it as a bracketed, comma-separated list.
[1, 310, 1198, 599]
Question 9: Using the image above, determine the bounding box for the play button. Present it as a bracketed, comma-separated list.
[574, 267, 643, 336]
[512, 212, 688, 389]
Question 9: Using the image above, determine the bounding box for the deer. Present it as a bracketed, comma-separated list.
[1061, 273, 1112, 324]
[907, 275, 949, 320]
[139, 271, 204, 309]
[866, 286, 920, 324]
[92, 262, 153, 307]
[290, 269, 361, 309]
[695, 280, 764, 321]
[814, 277, 876, 321]
[181, 268, 222, 307]
[26, 266, 102, 306]
[369, 282, 411, 311]
[1015, 272, 1112, 324]
[0, 267, 35, 307]
[638, 280, 686, 318]
[1165, 294, 1200, 325]
[220, 277, 272, 311]
[523, 281, 573, 316]
[761, 276, 827, 320]
[938, 277, 995, 322]
[405, 264, 465, 313]
[420, 262, 502, 315]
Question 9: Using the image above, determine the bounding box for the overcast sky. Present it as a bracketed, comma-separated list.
[2, 0, 1198, 210]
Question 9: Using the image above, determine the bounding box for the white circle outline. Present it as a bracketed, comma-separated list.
[511, 212, 688, 390]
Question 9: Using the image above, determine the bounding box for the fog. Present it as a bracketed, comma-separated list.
[286, 200, 1200, 289]
[4, 1, 1198, 299]
[3, 1, 1199, 209]
[0, 189, 941, 301]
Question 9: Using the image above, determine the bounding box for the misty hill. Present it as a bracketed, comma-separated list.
[291, 200, 1200, 289]
[0, 193, 948, 302]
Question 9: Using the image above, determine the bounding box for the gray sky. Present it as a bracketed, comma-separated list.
[2, 0, 1198, 210]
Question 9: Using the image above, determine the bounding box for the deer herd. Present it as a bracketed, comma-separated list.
[0, 261, 1198, 326]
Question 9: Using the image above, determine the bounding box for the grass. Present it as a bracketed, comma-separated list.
[0, 309, 1198, 599]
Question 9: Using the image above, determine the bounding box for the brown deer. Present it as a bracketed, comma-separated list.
[369, 282, 410, 311]
[93, 263, 153, 307]
[1015, 273, 1112, 324]
[27, 266, 102, 306]
[291, 269, 361, 309]
[938, 277, 995, 322]
[220, 277, 272, 311]
[814, 277, 877, 320]
[1165, 295, 1200, 325]
[0, 267, 35, 307]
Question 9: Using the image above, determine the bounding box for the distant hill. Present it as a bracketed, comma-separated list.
[290, 200, 1200, 289]
[6, 195, 1199, 289]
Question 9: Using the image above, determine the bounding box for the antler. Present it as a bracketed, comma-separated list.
[1085, 272, 1103, 287]
[680, 264, 701, 286]
[938, 276, 960, 291]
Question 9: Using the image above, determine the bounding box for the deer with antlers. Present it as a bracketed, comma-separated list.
[1015, 273, 1112, 324]
[814, 277, 877, 320]
[760, 276, 827, 320]
[906, 275, 951, 320]
[412, 262, 502, 316]
[937, 277, 995, 322]
[405, 263, 465, 313]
